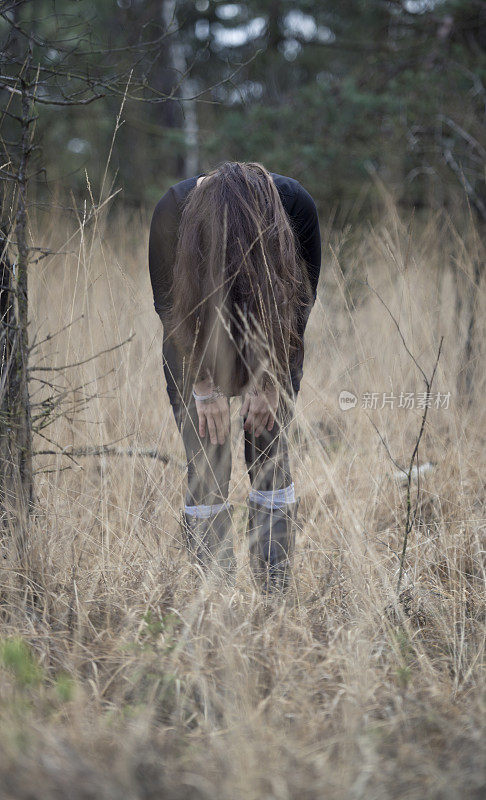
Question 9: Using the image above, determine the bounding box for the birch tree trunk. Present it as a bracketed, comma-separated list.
[162, 0, 200, 179]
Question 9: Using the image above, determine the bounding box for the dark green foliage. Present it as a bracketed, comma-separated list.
[1, 0, 484, 218]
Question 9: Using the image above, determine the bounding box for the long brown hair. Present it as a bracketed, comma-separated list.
[166, 161, 312, 393]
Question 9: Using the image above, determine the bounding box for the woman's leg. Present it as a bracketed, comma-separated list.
[163, 337, 232, 507]
[162, 336, 234, 570]
[179, 395, 232, 508]
[243, 384, 295, 498]
[243, 383, 300, 590]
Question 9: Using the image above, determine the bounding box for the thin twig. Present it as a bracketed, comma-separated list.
[397, 336, 443, 591]
[28, 333, 134, 372]
[363, 280, 443, 592]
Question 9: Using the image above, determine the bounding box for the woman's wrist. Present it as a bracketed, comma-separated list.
[193, 368, 215, 393]
[193, 375, 226, 403]
[193, 387, 225, 403]
[247, 375, 277, 395]
[193, 377, 213, 395]
[260, 369, 277, 390]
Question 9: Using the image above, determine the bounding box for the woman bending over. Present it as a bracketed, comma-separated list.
[148, 161, 321, 590]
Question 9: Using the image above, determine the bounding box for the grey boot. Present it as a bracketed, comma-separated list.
[181, 504, 235, 574]
[246, 497, 301, 591]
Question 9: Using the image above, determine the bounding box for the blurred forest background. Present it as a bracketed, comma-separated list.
[1, 0, 485, 222]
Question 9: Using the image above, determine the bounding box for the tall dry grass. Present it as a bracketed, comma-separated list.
[0, 193, 484, 799]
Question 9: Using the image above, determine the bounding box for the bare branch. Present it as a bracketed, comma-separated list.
[29, 315, 84, 353]
[34, 446, 173, 464]
[0, 82, 105, 106]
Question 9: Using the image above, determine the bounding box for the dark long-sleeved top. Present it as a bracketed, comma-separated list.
[148, 171, 321, 393]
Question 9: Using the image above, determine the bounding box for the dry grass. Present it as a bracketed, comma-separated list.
[0, 195, 484, 799]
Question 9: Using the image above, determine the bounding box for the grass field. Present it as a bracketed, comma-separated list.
[0, 196, 484, 799]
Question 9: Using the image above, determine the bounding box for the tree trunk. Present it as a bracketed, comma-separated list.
[162, 0, 200, 179]
[0, 227, 17, 529]
[459, 255, 482, 403]
[0, 75, 33, 556]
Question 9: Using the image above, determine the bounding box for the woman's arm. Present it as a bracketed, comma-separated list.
[149, 187, 224, 381]
[288, 181, 322, 393]
[148, 188, 180, 324]
[292, 181, 322, 304]
[149, 189, 231, 446]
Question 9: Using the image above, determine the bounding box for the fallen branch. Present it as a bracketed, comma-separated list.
[34, 445, 179, 465]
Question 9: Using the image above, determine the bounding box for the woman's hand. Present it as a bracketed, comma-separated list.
[240, 383, 279, 437]
[193, 379, 230, 446]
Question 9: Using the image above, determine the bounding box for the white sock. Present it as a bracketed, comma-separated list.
[248, 482, 295, 509]
[184, 501, 230, 518]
